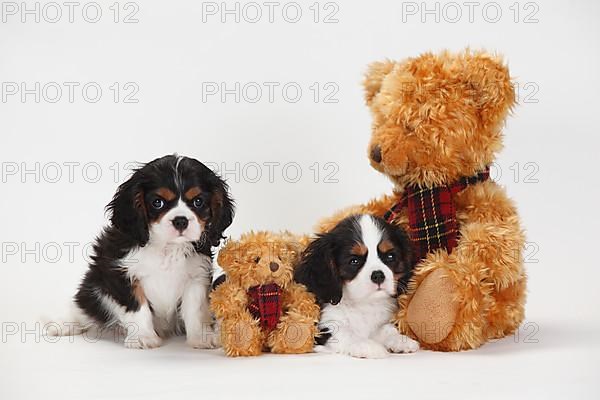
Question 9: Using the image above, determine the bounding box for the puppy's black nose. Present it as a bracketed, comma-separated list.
[269, 262, 279, 272]
[371, 270, 385, 285]
[370, 145, 382, 163]
[172, 216, 189, 232]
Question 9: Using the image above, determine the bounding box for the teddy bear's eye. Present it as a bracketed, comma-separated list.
[254, 256, 260, 263]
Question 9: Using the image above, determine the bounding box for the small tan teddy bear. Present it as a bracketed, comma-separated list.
[210, 231, 319, 356]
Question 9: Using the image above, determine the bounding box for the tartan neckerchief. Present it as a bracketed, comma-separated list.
[247, 283, 283, 333]
[384, 167, 490, 264]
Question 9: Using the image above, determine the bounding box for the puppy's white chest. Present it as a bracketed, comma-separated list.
[353, 303, 392, 335]
[125, 244, 209, 319]
[140, 257, 187, 317]
[323, 296, 396, 339]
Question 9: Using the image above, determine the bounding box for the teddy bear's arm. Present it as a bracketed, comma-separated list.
[268, 283, 320, 354]
[281, 282, 320, 320]
[315, 193, 400, 233]
[453, 184, 527, 339]
[210, 281, 264, 356]
[209, 280, 249, 320]
[454, 182, 526, 288]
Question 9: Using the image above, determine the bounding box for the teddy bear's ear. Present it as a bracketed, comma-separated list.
[216, 239, 238, 271]
[462, 51, 516, 128]
[363, 60, 396, 106]
[286, 236, 307, 263]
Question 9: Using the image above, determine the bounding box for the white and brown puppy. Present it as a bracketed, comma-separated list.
[47, 155, 234, 349]
[295, 214, 419, 358]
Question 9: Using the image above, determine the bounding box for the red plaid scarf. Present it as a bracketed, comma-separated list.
[247, 283, 283, 333]
[384, 167, 490, 263]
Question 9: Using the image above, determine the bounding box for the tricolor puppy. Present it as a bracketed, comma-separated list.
[295, 214, 419, 358]
[48, 155, 234, 349]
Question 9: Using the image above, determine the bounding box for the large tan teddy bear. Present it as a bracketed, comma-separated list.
[317, 49, 526, 351]
[210, 231, 319, 356]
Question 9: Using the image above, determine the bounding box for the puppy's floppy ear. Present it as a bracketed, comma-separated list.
[207, 174, 234, 247]
[294, 234, 342, 306]
[391, 225, 413, 270]
[106, 169, 149, 246]
[389, 225, 414, 294]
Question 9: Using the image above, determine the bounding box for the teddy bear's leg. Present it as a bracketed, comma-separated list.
[398, 250, 494, 352]
[402, 265, 460, 347]
[220, 312, 264, 357]
[268, 313, 317, 354]
[401, 217, 526, 351]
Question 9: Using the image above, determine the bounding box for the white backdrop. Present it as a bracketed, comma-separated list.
[1, 0, 599, 399]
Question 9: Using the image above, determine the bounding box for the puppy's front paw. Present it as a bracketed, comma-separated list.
[348, 340, 389, 359]
[186, 337, 218, 349]
[186, 329, 220, 349]
[387, 334, 419, 354]
[314, 345, 331, 354]
[124, 333, 163, 349]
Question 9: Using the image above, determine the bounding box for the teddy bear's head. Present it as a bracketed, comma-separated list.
[365, 50, 515, 188]
[217, 231, 303, 289]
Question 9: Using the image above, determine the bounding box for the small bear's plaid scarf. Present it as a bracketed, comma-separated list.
[384, 167, 490, 263]
[247, 283, 283, 333]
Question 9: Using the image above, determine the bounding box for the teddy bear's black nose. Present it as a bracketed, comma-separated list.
[269, 262, 279, 272]
[371, 145, 382, 163]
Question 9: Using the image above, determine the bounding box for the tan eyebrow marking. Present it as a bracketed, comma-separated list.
[350, 242, 367, 256]
[378, 239, 394, 253]
[184, 186, 202, 200]
[156, 187, 176, 201]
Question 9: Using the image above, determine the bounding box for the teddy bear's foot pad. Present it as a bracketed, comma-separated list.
[406, 268, 459, 344]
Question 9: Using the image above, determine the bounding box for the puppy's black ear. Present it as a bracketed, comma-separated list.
[390, 225, 414, 294]
[206, 175, 234, 247]
[106, 169, 149, 246]
[294, 234, 342, 306]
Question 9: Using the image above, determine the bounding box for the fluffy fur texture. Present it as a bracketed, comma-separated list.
[210, 231, 320, 356]
[295, 214, 419, 358]
[48, 155, 234, 349]
[317, 49, 526, 351]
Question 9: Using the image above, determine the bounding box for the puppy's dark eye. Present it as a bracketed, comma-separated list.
[151, 198, 165, 209]
[193, 197, 205, 208]
[384, 252, 396, 263]
[349, 256, 360, 266]
[254, 256, 260, 263]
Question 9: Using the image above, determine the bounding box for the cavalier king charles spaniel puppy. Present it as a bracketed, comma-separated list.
[295, 214, 419, 358]
[48, 155, 234, 349]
